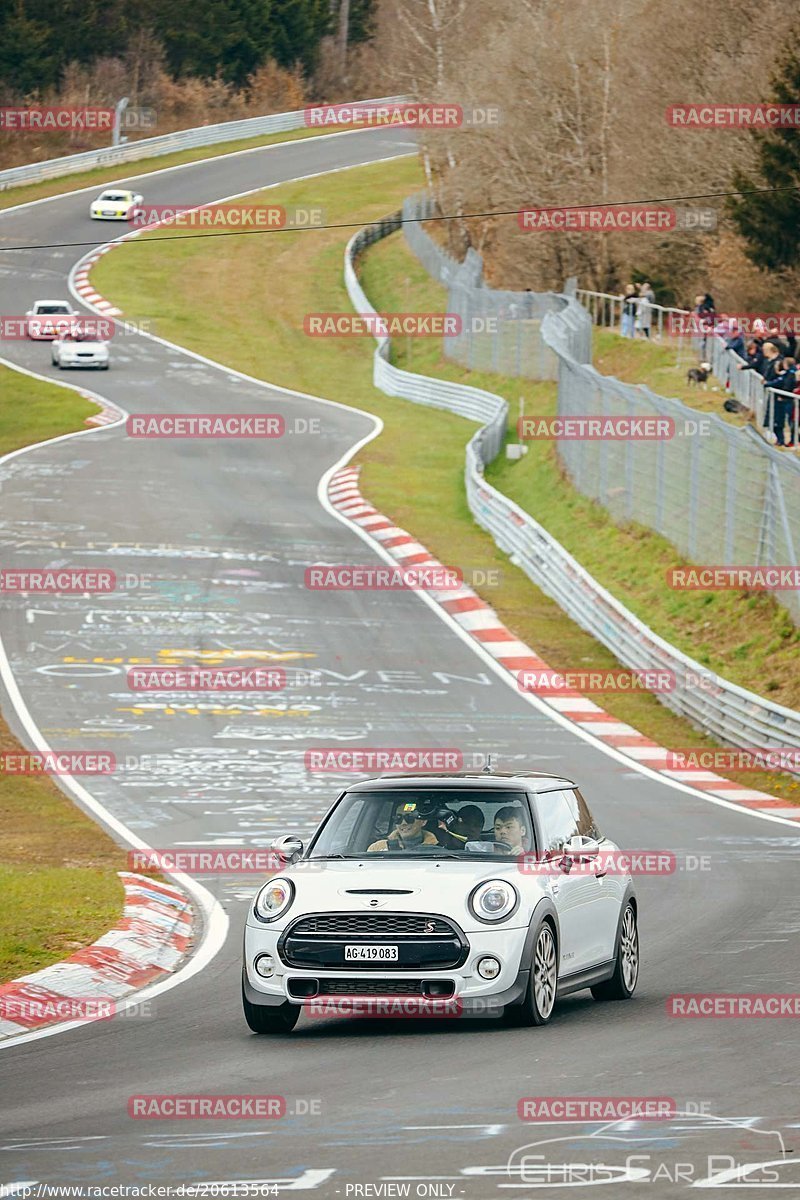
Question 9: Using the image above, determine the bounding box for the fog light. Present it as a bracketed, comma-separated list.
[254, 953, 275, 979]
[477, 956, 501, 980]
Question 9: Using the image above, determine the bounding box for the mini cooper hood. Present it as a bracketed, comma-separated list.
[58, 340, 107, 352]
[254, 857, 541, 925]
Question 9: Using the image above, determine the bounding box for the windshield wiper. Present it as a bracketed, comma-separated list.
[308, 853, 360, 860]
[355, 850, 465, 860]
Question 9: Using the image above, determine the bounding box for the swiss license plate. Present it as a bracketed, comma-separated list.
[344, 944, 398, 961]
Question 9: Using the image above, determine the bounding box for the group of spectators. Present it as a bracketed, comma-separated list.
[693, 293, 798, 449]
[616, 284, 798, 449]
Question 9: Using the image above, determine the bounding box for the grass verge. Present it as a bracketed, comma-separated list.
[592, 328, 750, 427]
[0, 365, 126, 983]
[0, 364, 96, 456]
[91, 156, 799, 805]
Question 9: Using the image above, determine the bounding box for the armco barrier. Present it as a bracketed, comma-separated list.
[344, 214, 800, 760]
[346, 216, 509, 465]
[0, 97, 407, 191]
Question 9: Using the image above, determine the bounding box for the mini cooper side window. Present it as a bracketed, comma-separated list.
[536, 789, 580, 852]
[328, 797, 366, 851]
[571, 788, 601, 839]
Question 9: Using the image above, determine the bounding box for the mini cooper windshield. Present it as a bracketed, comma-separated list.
[308, 789, 537, 860]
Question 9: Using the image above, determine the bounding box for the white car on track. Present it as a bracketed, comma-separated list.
[242, 771, 639, 1034]
[89, 188, 143, 220]
[51, 330, 109, 370]
[26, 299, 78, 340]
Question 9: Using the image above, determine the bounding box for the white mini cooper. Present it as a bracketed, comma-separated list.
[242, 772, 639, 1034]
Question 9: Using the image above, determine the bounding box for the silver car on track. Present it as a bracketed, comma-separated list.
[242, 771, 639, 1034]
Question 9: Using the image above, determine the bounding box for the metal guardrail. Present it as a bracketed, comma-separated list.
[0, 97, 408, 191]
[343, 212, 800, 759]
[346, 216, 509, 464]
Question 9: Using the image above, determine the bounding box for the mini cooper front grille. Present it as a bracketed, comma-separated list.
[290, 912, 453, 937]
[317, 978, 429, 996]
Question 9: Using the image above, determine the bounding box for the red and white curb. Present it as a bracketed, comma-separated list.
[0, 873, 193, 1038]
[69, 243, 124, 427]
[72, 243, 123, 316]
[72, 244, 131, 426]
[328, 466, 800, 823]
[84, 393, 121, 426]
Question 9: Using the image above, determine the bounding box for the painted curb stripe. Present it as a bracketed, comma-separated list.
[0, 872, 193, 1040]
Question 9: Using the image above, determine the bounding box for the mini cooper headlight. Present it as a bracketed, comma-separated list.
[469, 879, 518, 923]
[254, 877, 294, 922]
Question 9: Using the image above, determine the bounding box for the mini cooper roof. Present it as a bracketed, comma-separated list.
[345, 772, 577, 794]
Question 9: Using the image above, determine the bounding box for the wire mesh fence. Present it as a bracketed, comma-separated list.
[539, 311, 800, 626]
[401, 193, 588, 379]
[398, 201, 799, 626]
[343, 210, 800, 756]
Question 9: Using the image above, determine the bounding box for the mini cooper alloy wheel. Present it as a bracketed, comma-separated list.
[533, 924, 557, 1021]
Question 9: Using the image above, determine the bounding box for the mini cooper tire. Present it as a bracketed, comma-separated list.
[242, 982, 299, 1034]
[506, 920, 558, 1027]
[592, 902, 638, 1001]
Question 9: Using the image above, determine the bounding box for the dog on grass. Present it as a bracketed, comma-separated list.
[687, 361, 712, 387]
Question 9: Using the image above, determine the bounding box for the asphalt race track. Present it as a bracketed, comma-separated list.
[0, 125, 799, 1195]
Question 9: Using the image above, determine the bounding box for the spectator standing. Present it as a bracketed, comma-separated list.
[637, 282, 654, 338]
[621, 284, 637, 337]
[769, 357, 797, 447]
[739, 341, 784, 432]
[793, 374, 800, 448]
[724, 320, 746, 359]
[742, 339, 764, 374]
[693, 292, 716, 357]
[739, 340, 781, 381]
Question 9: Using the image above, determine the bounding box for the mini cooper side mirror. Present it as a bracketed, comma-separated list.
[562, 835, 601, 862]
[269, 835, 304, 864]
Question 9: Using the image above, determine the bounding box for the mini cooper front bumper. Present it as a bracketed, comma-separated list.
[243, 911, 535, 1015]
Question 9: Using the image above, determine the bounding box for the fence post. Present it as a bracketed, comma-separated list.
[687, 414, 700, 559]
[655, 428, 666, 534]
[724, 435, 737, 563]
[625, 395, 635, 521]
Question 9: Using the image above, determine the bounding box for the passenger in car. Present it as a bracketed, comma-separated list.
[456, 805, 487, 842]
[367, 803, 439, 852]
[434, 804, 488, 848]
